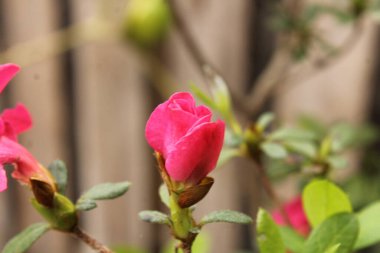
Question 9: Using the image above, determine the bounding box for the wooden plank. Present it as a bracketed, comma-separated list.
[70, 0, 156, 252]
[162, 1, 253, 252]
[0, 1, 72, 252]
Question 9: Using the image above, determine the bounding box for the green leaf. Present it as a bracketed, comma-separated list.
[270, 128, 317, 141]
[324, 244, 340, 253]
[48, 160, 68, 194]
[217, 148, 241, 167]
[159, 184, 170, 208]
[200, 210, 252, 226]
[256, 208, 286, 253]
[279, 227, 304, 253]
[75, 198, 97, 211]
[256, 112, 275, 131]
[327, 156, 347, 169]
[260, 142, 288, 159]
[303, 179, 352, 227]
[76, 181, 130, 211]
[3, 223, 50, 253]
[284, 140, 317, 158]
[139, 210, 171, 225]
[303, 213, 359, 253]
[80, 181, 131, 200]
[354, 201, 380, 249]
[190, 83, 215, 109]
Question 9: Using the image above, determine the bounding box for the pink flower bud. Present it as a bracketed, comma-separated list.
[272, 196, 310, 236]
[145, 92, 225, 184]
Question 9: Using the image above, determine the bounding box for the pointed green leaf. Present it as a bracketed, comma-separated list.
[303, 179, 352, 227]
[80, 181, 131, 200]
[75, 198, 97, 211]
[256, 112, 275, 131]
[48, 160, 68, 194]
[284, 140, 317, 158]
[3, 223, 50, 253]
[304, 213, 359, 253]
[279, 227, 304, 253]
[325, 244, 340, 253]
[159, 184, 170, 208]
[354, 201, 380, 249]
[139, 210, 171, 225]
[190, 83, 215, 109]
[76, 181, 130, 211]
[256, 208, 286, 253]
[200, 210, 252, 226]
[270, 128, 317, 141]
[260, 142, 288, 159]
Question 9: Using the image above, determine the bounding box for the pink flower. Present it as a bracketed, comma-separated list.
[272, 196, 310, 236]
[0, 137, 55, 191]
[0, 103, 32, 141]
[0, 63, 34, 192]
[145, 92, 225, 184]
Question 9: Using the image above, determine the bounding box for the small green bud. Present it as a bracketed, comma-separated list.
[31, 193, 77, 232]
[122, 0, 171, 48]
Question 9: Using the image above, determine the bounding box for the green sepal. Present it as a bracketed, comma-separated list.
[31, 193, 77, 232]
[2, 223, 50, 253]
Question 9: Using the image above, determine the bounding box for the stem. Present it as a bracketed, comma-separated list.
[72, 226, 113, 253]
[181, 242, 192, 253]
[169, 193, 193, 240]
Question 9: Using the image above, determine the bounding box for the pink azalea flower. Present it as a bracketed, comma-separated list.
[272, 196, 310, 236]
[0, 137, 55, 191]
[0, 63, 36, 192]
[145, 92, 225, 184]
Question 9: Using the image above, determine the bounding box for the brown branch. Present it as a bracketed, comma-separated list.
[72, 226, 113, 253]
[277, 19, 365, 95]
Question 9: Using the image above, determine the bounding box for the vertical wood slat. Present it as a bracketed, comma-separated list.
[162, 1, 253, 252]
[70, 0, 156, 252]
[1, 1, 72, 252]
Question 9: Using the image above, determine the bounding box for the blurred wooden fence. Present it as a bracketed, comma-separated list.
[0, 1, 377, 253]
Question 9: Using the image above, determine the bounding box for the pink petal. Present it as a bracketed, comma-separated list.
[0, 137, 53, 187]
[1, 103, 33, 138]
[0, 165, 7, 192]
[145, 92, 211, 155]
[165, 120, 225, 183]
[0, 64, 20, 93]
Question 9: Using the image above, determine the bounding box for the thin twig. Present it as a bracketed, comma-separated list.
[277, 19, 365, 95]
[0, 18, 118, 67]
[72, 226, 113, 253]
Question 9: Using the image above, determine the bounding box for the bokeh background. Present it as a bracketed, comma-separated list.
[0, 0, 379, 252]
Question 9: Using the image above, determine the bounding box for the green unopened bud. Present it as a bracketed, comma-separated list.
[31, 193, 77, 232]
[122, 0, 171, 48]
